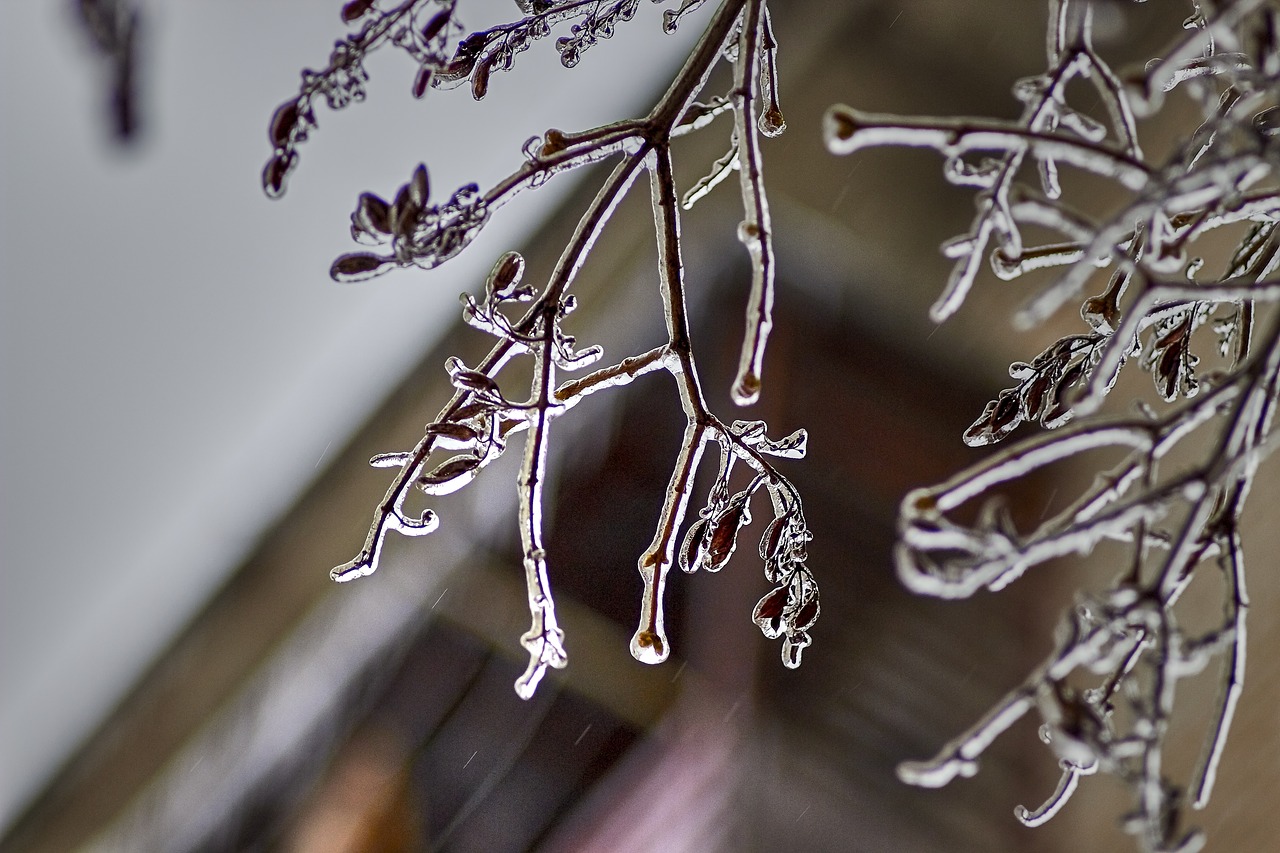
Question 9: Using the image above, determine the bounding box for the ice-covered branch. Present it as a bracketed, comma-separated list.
[729, 0, 776, 404]
[272, 0, 816, 697]
[842, 1, 1280, 847]
[824, 109, 1153, 191]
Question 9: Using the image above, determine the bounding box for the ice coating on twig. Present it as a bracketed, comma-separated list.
[831, 0, 1280, 848]
[267, 0, 816, 698]
[729, 0, 775, 405]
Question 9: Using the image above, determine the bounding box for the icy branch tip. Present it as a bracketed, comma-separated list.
[897, 756, 978, 788]
[630, 629, 669, 665]
[823, 105, 863, 152]
[823, 105, 920, 156]
[331, 555, 374, 583]
[732, 372, 761, 406]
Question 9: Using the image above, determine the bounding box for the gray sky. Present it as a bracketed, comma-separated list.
[0, 0, 696, 831]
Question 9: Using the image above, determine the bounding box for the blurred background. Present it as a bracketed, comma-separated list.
[2, 1, 1278, 851]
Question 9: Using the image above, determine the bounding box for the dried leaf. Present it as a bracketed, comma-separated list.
[262, 152, 295, 199]
[451, 369, 502, 398]
[450, 401, 492, 423]
[759, 514, 788, 561]
[340, 0, 375, 24]
[472, 55, 492, 101]
[753, 586, 789, 638]
[793, 597, 820, 631]
[417, 455, 481, 490]
[421, 9, 451, 42]
[392, 185, 420, 238]
[1156, 344, 1182, 401]
[353, 192, 392, 238]
[426, 421, 481, 447]
[705, 495, 752, 571]
[990, 390, 1020, 435]
[331, 252, 394, 282]
[679, 518, 709, 573]
[1043, 360, 1086, 427]
[486, 251, 526, 300]
[1023, 370, 1054, 422]
[268, 98, 300, 149]
[412, 66, 433, 99]
[409, 163, 430, 208]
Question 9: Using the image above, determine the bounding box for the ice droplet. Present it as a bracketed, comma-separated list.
[759, 107, 786, 137]
[630, 629, 669, 664]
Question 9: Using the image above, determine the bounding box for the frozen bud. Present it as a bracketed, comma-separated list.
[331, 252, 395, 282]
[409, 163, 430, 208]
[340, 0, 376, 24]
[353, 192, 392, 237]
[540, 129, 569, 157]
[412, 66, 433, 99]
[262, 152, 296, 199]
[369, 452, 411, 468]
[486, 251, 525, 300]
[1155, 345, 1182, 401]
[557, 39, 580, 68]
[964, 395, 1009, 447]
[632, 630, 665, 660]
[450, 369, 503, 398]
[824, 106, 861, 146]
[268, 98, 300, 149]
[421, 9, 451, 42]
[1009, 361, 1036, 380]
[471, 56, 492, 100]
[733, 373, 762, 406]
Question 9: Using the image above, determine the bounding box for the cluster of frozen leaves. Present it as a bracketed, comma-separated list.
[265, 0, 1280, 848]
[263, 0, 700, 197]
[265, 0, 813, 699]
[678, 420, 817, 667]
[827, 1, 1280, 850]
